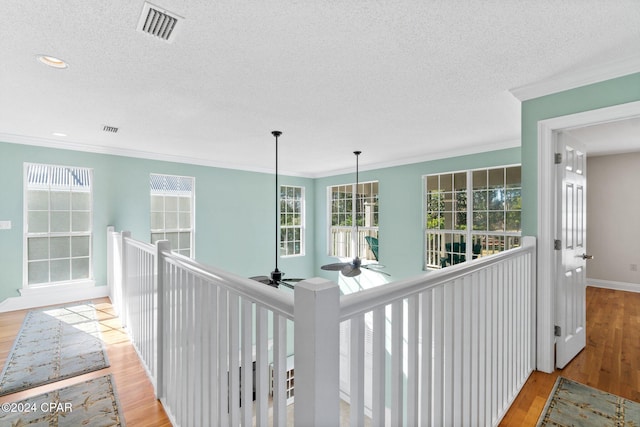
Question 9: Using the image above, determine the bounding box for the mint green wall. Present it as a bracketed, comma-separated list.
[521, 72, 640, 236]
[0, 141, 315, 303]
[314, 147, 521, 282]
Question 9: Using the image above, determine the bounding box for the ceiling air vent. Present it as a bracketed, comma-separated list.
[103, 125, 119, 133]
[136, 2, 183, 43]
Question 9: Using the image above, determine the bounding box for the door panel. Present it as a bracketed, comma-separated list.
[555, 134, 588, 369]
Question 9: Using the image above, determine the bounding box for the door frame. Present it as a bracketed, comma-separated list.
[536, 100, 640, 373]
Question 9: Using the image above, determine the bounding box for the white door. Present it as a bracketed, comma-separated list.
[555, 133, 591, 369]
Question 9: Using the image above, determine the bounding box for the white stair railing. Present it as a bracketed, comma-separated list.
[107, 227, 536, 427]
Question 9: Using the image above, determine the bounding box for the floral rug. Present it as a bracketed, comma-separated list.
[0, 374, 125, 426]
[0, 302, 110, 396]
[538, 376, 640, 426]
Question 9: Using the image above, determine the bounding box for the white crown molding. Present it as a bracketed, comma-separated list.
[0, 132, 309, 178]
[1, 132, 521, 179]
[313, 138, 521, 178]
[510, 54, 640, 101]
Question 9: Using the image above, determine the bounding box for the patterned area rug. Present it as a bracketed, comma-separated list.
[0, 302, 110, 396]
[0, 374, 126, 426]
[538, 376, 640, 426]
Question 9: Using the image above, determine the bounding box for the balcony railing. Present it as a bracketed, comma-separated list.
[108, 226, 535, 426]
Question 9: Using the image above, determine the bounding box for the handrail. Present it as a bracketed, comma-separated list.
[123, 236, 154, 253]
[160, 250, 295, 319]
[339, 237, 535, 321]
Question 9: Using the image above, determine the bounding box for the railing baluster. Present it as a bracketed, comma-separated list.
[371, 306, 385, 427]
[350, 314, 365, 427]
[391, 300, 403, 426]
[273, 314, 287, 427]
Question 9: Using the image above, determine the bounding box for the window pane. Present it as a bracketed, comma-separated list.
[72, 192, 91, 210]
[473, 170, 487, 190]
[150, 195, 164, 211]
[489, 212, 504, 231]
[28, 190, 48, 210]
[179, 196, 191, 212]
[179, 212, 191, 228]
[473, 190, 487, 210]
[489, 189, 504, 210]
[454, 172, 466, 191]
[165, 212, 178, 229]
[505, 189, 521, 210]
[72, 236, 90, 257]
[506, 211, 521, 232]
[151, 212, 164, 229]
[165, 196, 178, 211]
[28, 211, 49, 233]
[50, 191, 70, 210]
[51, 212, 70, 232]
[28, 238, 49, 260]
[72, 212, 90, 232]
[506, 167, 521, 188]
[72, 258, 90, 280]
[50, 236, 71, 259]
[50, 259, 70, 282]
[488, 168, 504, 188]
[28, 261, 49, 284]
[179, 232, 191, 249]
[441, 174, 453, 191]
[473, 212, 487, 230]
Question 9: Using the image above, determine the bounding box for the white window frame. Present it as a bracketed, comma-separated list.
[327, 180, 379, 261]
[423, 165, 521, 270]
[280, 185, 305, 257]
[23, 163, 94, 288]
[150, 173, 195, 257]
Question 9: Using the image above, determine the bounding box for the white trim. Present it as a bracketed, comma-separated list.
[511, 54, 640, 101]
[0, 282, 108, 313]
[1, 133, 521, 179]
[536, 100, 640, 373]
[316, 139, 520, 178]
[587, 279, 640, 294]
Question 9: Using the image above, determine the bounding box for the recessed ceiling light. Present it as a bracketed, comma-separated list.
[36, 55, 69, 69]
[52, 132, 67, 137]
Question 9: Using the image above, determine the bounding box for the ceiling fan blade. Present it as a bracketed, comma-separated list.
[341, 264, 362, 277]
[250, 276, 272, 284]
[283, 278, 305, 282]
[321, 262, 349, 271]
[279, 281, 296, 289]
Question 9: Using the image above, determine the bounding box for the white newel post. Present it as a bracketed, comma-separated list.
[294, 278, 340, 427]
[155, 240, 171, 400]
[120, 231, 131, 328]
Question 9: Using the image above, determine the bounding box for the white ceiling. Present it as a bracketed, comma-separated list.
[1, 1, 639, 177]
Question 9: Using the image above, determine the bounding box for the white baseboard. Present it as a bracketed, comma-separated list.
[0, 284, 110, 313]
[587, 278, 640, 293]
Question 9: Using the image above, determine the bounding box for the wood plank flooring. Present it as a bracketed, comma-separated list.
[0, 287, 637, 426]
[500, 286, 640, 425]
[0, 297, 171, 427]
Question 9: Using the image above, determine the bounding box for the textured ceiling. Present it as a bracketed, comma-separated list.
[1, 0, 639, 176]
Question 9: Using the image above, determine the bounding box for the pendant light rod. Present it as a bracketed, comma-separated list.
[272, 131, 282, 272]
[353, 150, 361, 258]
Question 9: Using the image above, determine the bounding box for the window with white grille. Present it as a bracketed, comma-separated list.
[328, 181, 379, 261]
[424, 166, 521, 269]
[150, 174, 194, 257]
[280, 185, 304, 256]
[24, 163, 93, 286]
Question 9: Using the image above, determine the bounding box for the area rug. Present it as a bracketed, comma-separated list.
[0, 302, 110, 396]
[0, 374, 126, 426]
[537, 376, 640, 426]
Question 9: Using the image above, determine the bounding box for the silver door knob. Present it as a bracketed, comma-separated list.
[582, 254, 594, 260]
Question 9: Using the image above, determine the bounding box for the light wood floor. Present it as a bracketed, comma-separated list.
[1, 287, 637, 426]
[500, 286, 640, 425]
[0, 297, 171, 427]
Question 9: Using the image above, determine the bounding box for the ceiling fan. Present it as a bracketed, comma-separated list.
[321, 151, 388, 278]
[250, 131, 305, 289]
